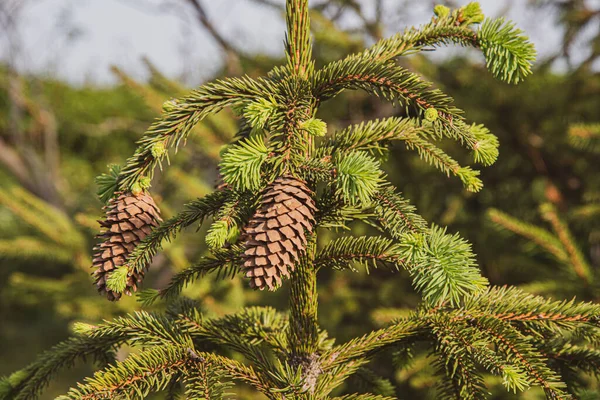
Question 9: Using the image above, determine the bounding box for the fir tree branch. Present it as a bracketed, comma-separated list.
[487, 208, 569, 263]
[183, 361, 233, 400]
[57, 345, 267, 400]
[469, 319, 570, 399]
[540, 203, 593, 284]
[430, 318, 488, 400]
[320, 319, 426, 371]
[116, 76, 274, 192]
[461, 286, 600, 328]
[313, 58, 463, 124]
[176, 306, 278, 374]
[314, 236, 402, 273]
[6, 337, 118, 400]
[568, 123, 600, 153]
[286, 0, 312, 78]
[155, 249, 243, 302]
[396, 225, 489, 307]
[125, 190, 229, 277]
[370, 186, 428, 236]
[330, 395, 398, 400]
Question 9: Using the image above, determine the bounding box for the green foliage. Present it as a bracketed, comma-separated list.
[336, 151, 383, 205]
[478, 18, 536, 84]
[243, 98, 278, 130]
[96, 164, 122, 204]
[105, 266, 129, 294]
[300, 118, 327, 137]
[398, 226, 488, 306]
[219, 136, 269, 191]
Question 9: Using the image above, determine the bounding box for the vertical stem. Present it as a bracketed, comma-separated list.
[286, 0, 312, 78]
[289, 237, 318, 356]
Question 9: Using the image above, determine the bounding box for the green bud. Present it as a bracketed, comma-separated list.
[151, 141, 167, 158]
[162, 99, 178, 113]
[139, 176, 152, 190]
[433, 5, 450, 18]
[300, 118, 328, 137]
[462, 2, 484, 24]
[131, 182, 143, 196]
[71, 322, 96, 335]
[424, 107, 439, 122]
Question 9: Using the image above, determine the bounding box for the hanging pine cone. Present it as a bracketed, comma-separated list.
[243, 175, 317, 290]
[92, 191, 162, 301]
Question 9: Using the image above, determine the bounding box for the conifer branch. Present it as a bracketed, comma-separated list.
[370, 186, 428, 236]
[487, 208, 569, 263]
[285, 0, 312, 78]
[57, 345, 266, 400]
[115, 76, 274, 193]
[540, 203, 592, 283]
[320, 319, 426, 371]
[315, 236, 402, 273]
[124, 190, 229, 277]
[568, 123, 600, 153]
[331, 395, 397, 400]
[155, 249, 242, 302]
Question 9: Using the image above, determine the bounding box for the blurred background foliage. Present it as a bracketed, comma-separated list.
[0, 0, 599, 398]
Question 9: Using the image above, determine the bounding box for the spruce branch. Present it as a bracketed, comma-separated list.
[154, 249, 243, 303]
[5, 336, 118, 400]
[335, 151, 383, 205]
[183, 361, 233, 400]
[461, 286, 600, 329]
[397, 226, 489, 307]
[487, 208, 569, 263]
[219, 135, 269, 191]
[124, 190, 228, 278]
[115, 76, 274, 193]
[467, 318, 569, 398]
[478, 18, 536, 84]
[320, 319, 426, 371]
[315, 236, 402, 273]
[55, 345, 240, 400]
[430, 318, 488, 399]
[285, 0, 313, 78]
[540, 203, 593, 284]
[568, 123, 600, 153]
[370, 186, 428, 237]
[331, 395, 397, 400]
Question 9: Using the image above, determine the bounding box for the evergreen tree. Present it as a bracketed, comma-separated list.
[2, 2, 599, 399]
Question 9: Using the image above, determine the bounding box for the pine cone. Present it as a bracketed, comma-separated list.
[243, 176, 317, 290]
[92, 191, 162, 301]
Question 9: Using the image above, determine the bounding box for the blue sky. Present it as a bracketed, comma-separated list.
[0, 0, 569, 85]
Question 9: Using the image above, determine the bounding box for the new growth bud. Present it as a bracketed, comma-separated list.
[434, 5, 450, 18]
[151, 141, 167, 158]
[300, 118, 327, 137]
[425, 107, 439, 122]
[162, 99, 179, 113]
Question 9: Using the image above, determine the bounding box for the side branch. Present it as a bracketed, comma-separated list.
[117, 76, 273, 192]
[320, 320, 426, 371]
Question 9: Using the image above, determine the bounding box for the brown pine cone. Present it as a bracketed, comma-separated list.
[92, 191, 162, 301]
[242, 176, 317, 290]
